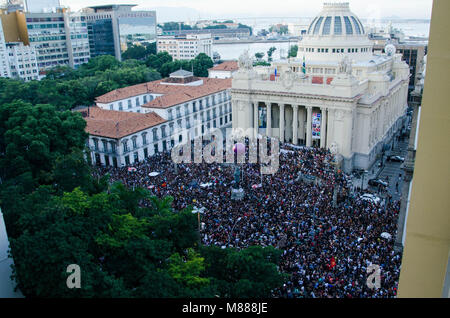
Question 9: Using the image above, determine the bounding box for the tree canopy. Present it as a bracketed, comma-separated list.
[0, 55, 161, 111]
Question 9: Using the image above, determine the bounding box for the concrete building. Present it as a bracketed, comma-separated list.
[24, 0, 61, 13]
[157, 33, 212, 60]
[26, 9, 90, 73]
[0, 19, 10, 77]
[0, 208, 23, 297]
[86, 70, 232, 166]
[162, 28, 251, 41]
[231, 2, 410, 173]
[6, 41, 39, 80]
[83, 4, 156, 61]
[397, 0, 450, 298]
[208, 60, 239, 79]
[373, 41, 427, 104]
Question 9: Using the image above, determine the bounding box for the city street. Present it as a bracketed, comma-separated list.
[352, 134, 409, 202]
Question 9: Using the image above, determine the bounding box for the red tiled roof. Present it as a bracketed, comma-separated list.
[96, 77, 232, 108]
[209, 61, 239, 72]
[78, 107, 166, 139]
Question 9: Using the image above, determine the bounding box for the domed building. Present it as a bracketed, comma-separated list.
[231, 2, 410, 172]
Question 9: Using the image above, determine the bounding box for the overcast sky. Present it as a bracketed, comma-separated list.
[60, 0, 433, 21]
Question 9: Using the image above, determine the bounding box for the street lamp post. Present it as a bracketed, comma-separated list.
[192, 206, 206, 239]
[361, 170, 368, 190]
[228, 217, 242, 246]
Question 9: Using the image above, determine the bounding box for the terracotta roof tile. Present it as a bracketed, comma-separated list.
[78, 107, 166, 139]
[96, 77, 232, 108]
[209, 61, 239, 71]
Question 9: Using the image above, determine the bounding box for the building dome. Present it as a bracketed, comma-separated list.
[307, 2, 365, 36]
[297, 2, 373, 63]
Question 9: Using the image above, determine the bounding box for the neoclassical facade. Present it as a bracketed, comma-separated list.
[231, 2, 410, 172]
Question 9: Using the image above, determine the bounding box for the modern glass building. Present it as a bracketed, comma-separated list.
[83, 5, 156, 61]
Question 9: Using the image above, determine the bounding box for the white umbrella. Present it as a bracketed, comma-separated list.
[149, 172, 160, 177]
[200, 182, 213, 188]
[381, 232, 392, 239]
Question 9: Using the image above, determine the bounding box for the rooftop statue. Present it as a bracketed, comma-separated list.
[238, 50, 253, 70]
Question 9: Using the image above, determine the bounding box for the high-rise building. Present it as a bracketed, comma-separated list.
[397, 0, 450, 298]
[24, 0, 61, 13]
[1, 6, 90, 75]
[83, 5, 157, 61]
[6, 41, 39, 81]
[157, 33, 213, 60]
[0, 20, 11, 77]
[26, 9, 90, 73]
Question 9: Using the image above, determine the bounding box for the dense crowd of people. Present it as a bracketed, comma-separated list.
[93, 141, 402, 298]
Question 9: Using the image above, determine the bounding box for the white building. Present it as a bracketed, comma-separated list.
[0, 208, 23, 297]
[7, 42, 39, 81]
[208, 60, 239, 79]
[231, 2, 410, 172]
[157, 33, 213, 60]
[87, 70, 232, 166]
[0, 21, 11, 78]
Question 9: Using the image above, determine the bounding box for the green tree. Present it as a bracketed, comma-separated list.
[267, 47, 277, 62]
[122, 45, 147, 60]
[168, 248, 210, 289]
[288, 45, 298, 58]
[255, 52, 265, 60]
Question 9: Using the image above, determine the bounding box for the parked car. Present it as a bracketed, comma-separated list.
[368, 178, 388, 188]
[387, 155, 405, 162]
[360, 193, 381, 204]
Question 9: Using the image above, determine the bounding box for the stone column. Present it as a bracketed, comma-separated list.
[267, 103, 272, 137]
[293, 105, 298, 145]
[253, 102, 259, 138]
[306, 106, 312, 147]
[320, 107, 327, 148]
[326, 108, 335, 148]
[279, 104, 285, 142]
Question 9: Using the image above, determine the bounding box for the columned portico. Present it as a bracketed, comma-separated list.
[293, 105, 299, 145]
[279, 104, 285, 142]
[306, 106, 312, 147]
[320, 108, 327, 148]
[253, 101, 258, 138]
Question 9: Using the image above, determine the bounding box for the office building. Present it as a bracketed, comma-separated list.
[0, 20, 10, 77]
[24, 0, 61, 13]
[157, 33, 213, 60]
[83, 5, 156, 61]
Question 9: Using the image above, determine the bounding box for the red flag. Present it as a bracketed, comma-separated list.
[329, 257, 336, 269]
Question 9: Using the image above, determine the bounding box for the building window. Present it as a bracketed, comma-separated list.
[344, 16, 353, 34]
[102, 140, 108, 152]
[134, 152, 138, 163]
[142, 133, 147, 145]
[322, 16, 332, 35]
[125, 155, 130, 165]
[144, 148, 148, 158]
[334, 16, 342, 35]
[128, 100, 132, 109]
[122, 140, 128, 153]
[132, 137, 137, 149]
[110, 104, 113, 110]
[136, 97, 140, 106]
[152, 128, 158, 141]
[119, 102, 123, 110]
[313, 17, 324, 34]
